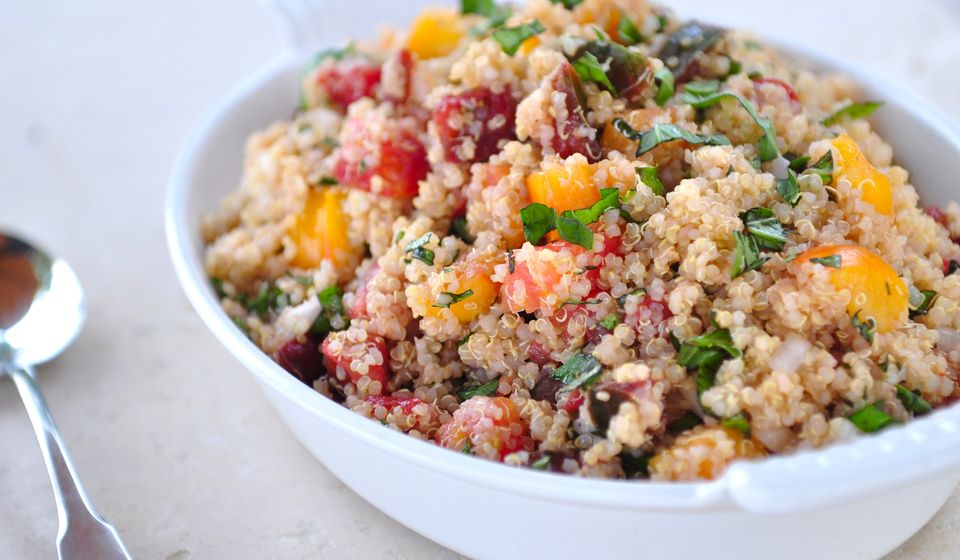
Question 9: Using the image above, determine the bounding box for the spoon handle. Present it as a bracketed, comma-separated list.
[9, 365, 132, 560]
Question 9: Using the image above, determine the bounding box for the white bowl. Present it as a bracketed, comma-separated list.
[166, 16, 960, 560]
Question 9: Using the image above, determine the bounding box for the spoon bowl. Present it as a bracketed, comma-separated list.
[0, 234, 85, 367]
[0, 232, 130, 560]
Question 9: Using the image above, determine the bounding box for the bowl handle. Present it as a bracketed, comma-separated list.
[724, 412, 960, 513]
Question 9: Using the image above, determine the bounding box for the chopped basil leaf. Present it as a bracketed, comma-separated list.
[732, 231, 768, 278]
[551, 353, 603, 395]
[637, 166, 665, 196]
[461, 0, 495, 15]
[555, 215, 594, 249]
[788, 155, 810, 172]
[895, 385, 933, 415]
[520, 189, 619, 250]
[848, 401, 894, 433]
[851, 310, 877, 344]
[492, 20, 545, 55]
[565, 188, 620, 224]
[290, 274, 313, 287]
[657, 21, 724, 80]
[462, 0, 512, 32]
[613, 119, 731, 157]
[667, 411, 703, 434]
[653, 67, 675, 106]
[404, 232, 436, 266]
[749, 156, 762, 171]
[563, 297, 603, 306]
[803, 151, 834, 184]
[572, 52, 617, 95]
[210, 277, 227, 299]
[740, 207, 789, 251]
[616, 13, 643, 44]
[394, 230, 405, 244]
[669, 332, 682, 351]
[810, 255, 841, 268]
[531, 455, 552, 469]
[451, 217, 473, 243]
[549, 0, 584, 8]
[677, 328, 741, 396]
[432, 289, 475, 308]
[721, 412, 751, 435]
[908, 288, 938, 319]
[457, 333, 473, 347]
[615, 288, 646, 307]
[310, 285, 350, 336]
[823, 101, 884, 126]
[247, 282, 286, 317]
[458, 377, 500, 400]
[599, 313, 620, 330]
[520, 203, 556, 245]
[681, 82, 779, 161]
[321, 137, 340, 149]
[316, 176, 337, 186]
[949, 260, 960, 275]
[232, 317, 251, 337]
[723, 56, 742, 79]
[776, 168, 801, 206]
[462, 440, 474, 454]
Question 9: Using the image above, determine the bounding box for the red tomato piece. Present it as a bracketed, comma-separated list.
[315, 57, 382, 110]
[321, 335, 390, 387]
[276, 336, 325, 385]
[433, 86, 518, 163]
[546, 61, 601, 162]
[752, 76, 799, 102]
[333, 115, 429, 198]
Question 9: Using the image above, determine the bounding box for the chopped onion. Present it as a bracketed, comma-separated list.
[769, 334, 811, 373]
[753, 426, 795, 453]
[937, 328, 960, 354]
[768, 155, 791, 181]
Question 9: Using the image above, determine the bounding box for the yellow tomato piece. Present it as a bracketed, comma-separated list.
[428, 261, 499, 324]
[519, 35, 540, 55]
[600, 109, 664, 155]
[649, 426, 765, 481]
[289, 188, 356, 269]
[526, 162, 600, 215]
[406, 9, 465, 60]
[795, 244, 908, 333]
[832, 133, 893, 215]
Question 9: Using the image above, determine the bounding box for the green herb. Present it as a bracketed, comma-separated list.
[572, 52, 617, 95]
[732, 231, 767, 278]
[740, 207, 789, 251]
[803, 151, 834, 184]
[620, 452, 651, 479]
[775, 168, 801, 206]
[895, 385, 933, 415]
[810, 255, 841, 268]
[823, 101, 884, 126]
[615, 288, 646, 307]
[723, 56, 742, 79]
[656, 14, 668, 32]
[612, 119, 731, 157]
[667, 411, 703, 434]
[232, 317, 251, 337]
[531, 455, 552, 469]
[247, 282, 286, 317]
[721, 413, 751, 435]
[210, 277, 227, 299]
[451, 217, 473, 243]
[851, 310, 877, 344]
[316, 176, 337, 186]
[681, 81, 779, 161]
[394, 230, 405, 244]
[404, 232, 436, 266]
[637, 166, 665, 197]
[493, 20, 545, 55]
[457, 333, 473, 347]
[462, 0, 512, 32]
[749, 157, 762, 171]
[310, 285, 350, 337]
[462, 440, 474, 455]
[549, 0, 584, 8]
[599, 313, 620, 330]
[507, 250, 516, 273]
[550, 353, 603, 395]
[520, 188, 619, 249]
[321, 137, 340, 149]
[432, 289, 475, 308]
[949, 260, 960, 275]
[652, 67, 675, 106]
[563, 298, 603, 306]
[848, 401, 895, 433]
[677, 328, 741, 395]
[908, 287, 938, 319]
[744, 39, 763, 50]
[788, 155, 810, 172]
[290, 274, 313, 287]
[669, 332, 682, 352]
[458, 377, 500, 400]
[616, 13, 643, 44]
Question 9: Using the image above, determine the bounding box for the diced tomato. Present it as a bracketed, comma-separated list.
[366, 395, 424, 415]
[276, 336, 326, 385]
[546, 61, 601, 162]
[350, 265, 380, 319]
[501, 241, 585, 314]
[321, 335, 390, 387]
[379, 49, 414, 104]
[752, 76, 799, 103]
[527, 343, 552, 366]
[561, 389, 585, 414]
[925, 206, 950, 228]
[314, 57, 382, 110]
[436, 396, 530, 460]
[433, 86, 518, 163]
[584, 234, 622, 296]
[333, 115, 429, 198]
[627, 293, 673, 340]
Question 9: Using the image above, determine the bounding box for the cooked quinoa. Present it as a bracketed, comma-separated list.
[202, 0, 960, 481]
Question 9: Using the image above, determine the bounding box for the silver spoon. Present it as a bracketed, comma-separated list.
[0, 233, 130, 560]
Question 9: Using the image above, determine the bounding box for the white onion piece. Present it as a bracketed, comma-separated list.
[769, 155, 791, 180]
[937, 329, 960, 354]
[753, 426, 796, 453]
[769, 334, 811, 374]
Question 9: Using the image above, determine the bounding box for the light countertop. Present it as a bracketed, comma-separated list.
[1, 0, 959, 558]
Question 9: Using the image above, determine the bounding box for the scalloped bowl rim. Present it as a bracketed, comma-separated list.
[166, 31, 960, 514]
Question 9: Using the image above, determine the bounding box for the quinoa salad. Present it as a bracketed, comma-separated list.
[201, 0, 960, 481]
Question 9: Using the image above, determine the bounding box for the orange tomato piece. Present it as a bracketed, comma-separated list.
[526, 161, 600, 215]
[427, 261, 499, 324]
[649, 426, 765, 481]
[500, 241, 584, 314]
[289, 188, 357, 269]
[406, 9, 465, 59]
[832, 133, 893, 215]
[794, 244, 908, 333]
[436, 396, 528, 460]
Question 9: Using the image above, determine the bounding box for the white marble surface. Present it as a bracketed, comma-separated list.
[1, 0, 959, 558]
